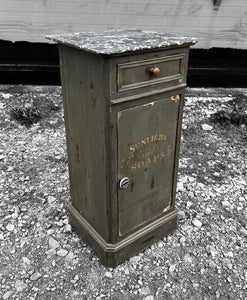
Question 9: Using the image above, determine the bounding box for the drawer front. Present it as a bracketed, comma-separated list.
[117, 54, 185, 93]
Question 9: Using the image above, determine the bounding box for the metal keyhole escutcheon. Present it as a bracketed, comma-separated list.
[119, 177, 130, 189]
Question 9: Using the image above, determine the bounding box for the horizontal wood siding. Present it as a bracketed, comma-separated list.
[0, 0, 247, 49]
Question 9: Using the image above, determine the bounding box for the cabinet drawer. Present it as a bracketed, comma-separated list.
[117, 54, 185, 93]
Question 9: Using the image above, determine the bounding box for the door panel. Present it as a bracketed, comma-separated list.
[117, 95, 181, 236]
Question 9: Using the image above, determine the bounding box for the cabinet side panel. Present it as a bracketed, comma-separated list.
[59, 45, 108, 240]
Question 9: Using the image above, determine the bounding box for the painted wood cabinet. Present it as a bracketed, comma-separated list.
[47, 29, 196, 267]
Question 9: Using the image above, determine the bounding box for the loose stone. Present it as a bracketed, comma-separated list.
[176, 182, 185, 192]
[3, 291, 14, 299]
[213, 171, 220, 177]
[30, 272, 42, 281]
[240, 228, 247, 237]
[22, 257, 31, 265]
[57, 249, 68, 257]
[64, 224, 72, 233]
[158, 241, 163, 248]
[11, 212, 18, 219]
[169, 264, 176, 273]
[140, 287, 151, 296]
[6, 224, 15, 232]
[178, 210, 186, 219]
[210, 247, 217, 259]
[48, 196, 56, 205]
[15, 279, 27, 292]
[180, 236, 186, 244]
[49, 237, 60, 249]
[65, 251, 74, 261]
[192, 219, 202, 228]
[201, 124, 213, 131]
[129, 255, 141, 264]
[186, 201, 193, 208]
[222, 200, 230, 207]
[184, 253, 193, 264]
[105, 271, 112, 278]
[45, 249, 56, 256]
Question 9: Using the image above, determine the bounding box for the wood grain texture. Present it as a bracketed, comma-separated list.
[117, 96, 180, 236]
[0, 0, 247, 48]
[59, 45, 109, 240]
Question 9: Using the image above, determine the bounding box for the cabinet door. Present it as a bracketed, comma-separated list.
[117, 94, 182, 236]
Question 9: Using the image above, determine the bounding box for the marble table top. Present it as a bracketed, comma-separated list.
[46, 29, 197, 55]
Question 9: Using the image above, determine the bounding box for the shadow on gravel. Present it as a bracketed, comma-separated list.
[10, 106, 42, 127]
[209, 94, 247, 127]
[8, 93, 62, 128]
[181, 93, 247, 185]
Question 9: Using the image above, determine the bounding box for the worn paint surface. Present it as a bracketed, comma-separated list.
[56, 29, 191, 266]
[117, 54, 185, 92]
[59, 45, 109, 240]
[118, 96, 181, 235]
[109, 47, 189, 102]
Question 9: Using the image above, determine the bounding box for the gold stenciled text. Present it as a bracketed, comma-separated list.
[126, 133, 168, 172]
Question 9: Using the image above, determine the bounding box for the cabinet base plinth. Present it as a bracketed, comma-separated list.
[68, 205, 178, 267]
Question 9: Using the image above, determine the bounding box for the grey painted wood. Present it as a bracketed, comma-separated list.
[117, 95, 181, 236]
[108, 47, 189, 101]
[55, 29, 193, 266]
[59, 45, 109, 240]
[69, 204, 178, 267]
[117, 54, 185, 92]
[109, 86, 186, 244]
[1, 0, 247, 49]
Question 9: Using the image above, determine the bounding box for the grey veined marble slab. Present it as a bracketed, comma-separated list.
[46, 29, 197, 55]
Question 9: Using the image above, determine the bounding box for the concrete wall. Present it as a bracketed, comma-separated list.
[0, 0, 246, 49]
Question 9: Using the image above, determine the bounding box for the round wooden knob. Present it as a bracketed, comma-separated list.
[150, 67, 160, 77]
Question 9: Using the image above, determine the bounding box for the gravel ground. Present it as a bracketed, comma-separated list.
[0, 85, 246, 300]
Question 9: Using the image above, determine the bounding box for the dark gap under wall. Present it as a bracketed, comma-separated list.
[0, 40, 247, 87]
[0, 40, 59, 85]
[188, 48, 247, 88]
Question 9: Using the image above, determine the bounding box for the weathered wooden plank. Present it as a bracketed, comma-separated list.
[1, 1, 247, 18]
[0, 0, 247, 49]
[3, 0, 247, 7]
[1, 12, 246, 26]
